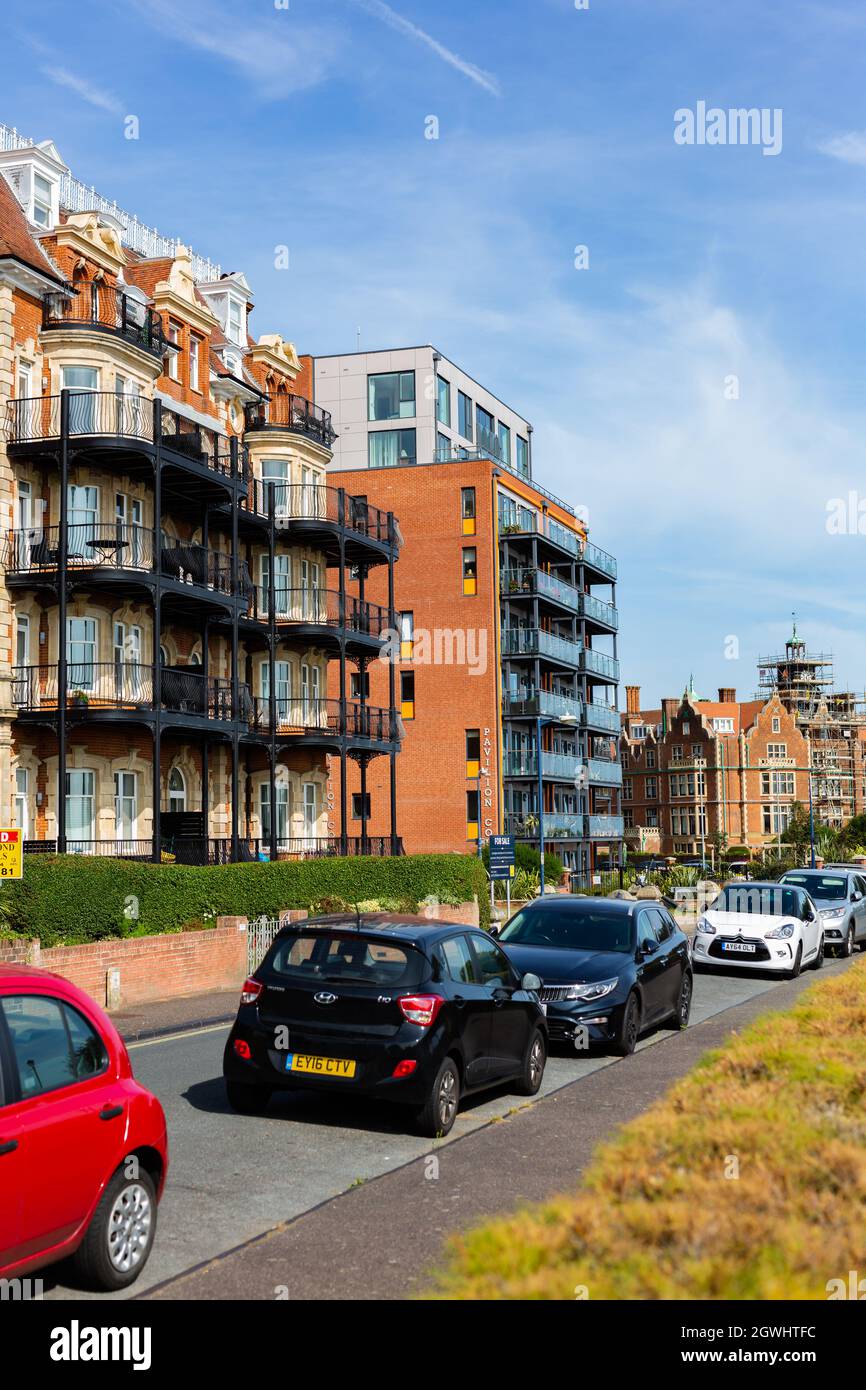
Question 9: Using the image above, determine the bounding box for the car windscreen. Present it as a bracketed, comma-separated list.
[265, 932, 427, 987]
[716, 886, 803, 916]
[781, 874, 848, 901]
[499, 905, 633, 952]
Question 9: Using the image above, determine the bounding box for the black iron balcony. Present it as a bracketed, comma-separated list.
[240, 480, 398, 547]
[22, 833, 404, 862]
[245, 586, 390, 639]
[244, 395, 335, 448]
[247, 696, 398, 742]
[12, 663, 241, 722]
[6, 392, 154, 446]
[4, 523, 155, 576]
[42, 285, 167, 361]
[160, 404, 238, 478]
[160, 540, 233, 594]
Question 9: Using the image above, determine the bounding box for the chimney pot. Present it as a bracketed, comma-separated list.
[718, 687, 736, 703]
[625, 685, 640, 716]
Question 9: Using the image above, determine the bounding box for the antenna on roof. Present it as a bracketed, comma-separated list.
[356, 326, 361, 350]
[351, 902, 362, 931]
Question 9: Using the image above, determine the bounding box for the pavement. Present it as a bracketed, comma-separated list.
[38, 948, 856, 1302]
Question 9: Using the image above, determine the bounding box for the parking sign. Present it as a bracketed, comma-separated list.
[0, 829, 23, 880]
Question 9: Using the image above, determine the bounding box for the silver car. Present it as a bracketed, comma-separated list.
[778, 869, 866, 957]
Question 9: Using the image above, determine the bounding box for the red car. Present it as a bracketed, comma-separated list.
[0, 965, 168, 1291]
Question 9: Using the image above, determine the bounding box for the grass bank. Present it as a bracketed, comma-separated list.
[434, 960, 866, 1299]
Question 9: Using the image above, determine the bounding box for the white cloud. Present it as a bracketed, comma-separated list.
[815, 130, 866, 167]
[128, 0, 341, 98]
[352, 0, 501, 96]
[39, 65, 123, 114]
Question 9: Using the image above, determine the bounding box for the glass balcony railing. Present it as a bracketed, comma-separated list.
[580, 648, 620, 681]
[502, 628, 582, 666]
[503, 750, 579, 779]
[504, 812, 586, 839]
[500, 568, 581, 610]
[582, 702, 621, 733]
[578, 593, 619, 630]
[504, 688, 584, 722]
[583, 541, 617, 580]
[588, 814, 625, 839]
[584, 758, 623, 787]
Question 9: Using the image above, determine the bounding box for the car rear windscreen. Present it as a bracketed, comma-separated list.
[782, 874, 848, 901]
[266, 932, 426, 987]
[717, 886, 803, 916]
[499, 905, 633, 952]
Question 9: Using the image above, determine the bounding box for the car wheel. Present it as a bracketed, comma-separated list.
[71, 1165, 157, 1292]
[787, 942, 803, 979]
[842, 925, 855, 958]
[612, 992, 641, 1056]
[670, 970, 693, 1030]
[811, 934, 825, 970]
[416, 1057, 460, 1138]
[225, 1079, 272, 1114]
[515, 1029, 547, 1096]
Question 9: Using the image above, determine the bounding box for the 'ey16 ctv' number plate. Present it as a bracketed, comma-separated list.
[285, 1053, 356, 1078]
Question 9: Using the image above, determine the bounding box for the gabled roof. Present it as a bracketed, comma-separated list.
[0, 171, 66, 287]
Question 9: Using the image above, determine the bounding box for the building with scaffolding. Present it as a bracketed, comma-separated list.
[756, 622, 866, 829]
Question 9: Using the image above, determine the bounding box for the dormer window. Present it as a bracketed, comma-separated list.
[32, 173, 53, 228]
[227, 299, 243, 345]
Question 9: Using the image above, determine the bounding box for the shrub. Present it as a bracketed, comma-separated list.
[3, 853, 488, 947]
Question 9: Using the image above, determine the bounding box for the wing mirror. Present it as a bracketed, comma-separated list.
[853, 892, 862, 903]
[639, 939, 659, 957]
[521, 972, 542, 992]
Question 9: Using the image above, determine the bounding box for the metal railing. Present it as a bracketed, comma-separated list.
[12, 663, 238, 720]
[503, 749, 579, 779]
[4, 523, 155, 574]
[160, 540, 232, 594]
[584, 757, 623, 787]
[499, 509, 584, 556]
[160, 405, 235, 477]
[246, 587, 390, 637]
[6, 392, 153, 445]
[248, 698, 397, 741]
[582, 702, 621, 733]
[244, 396, 335, 447]
[43, 285, 166, 360]
[241, 480, 396, 545]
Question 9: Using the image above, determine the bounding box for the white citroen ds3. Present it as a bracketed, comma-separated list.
[692, 881, 824, 978]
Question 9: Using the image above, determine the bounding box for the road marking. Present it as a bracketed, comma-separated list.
[127, 1022, 231, 1051]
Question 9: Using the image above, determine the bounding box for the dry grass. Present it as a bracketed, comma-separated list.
[431, 960, 866, 1300]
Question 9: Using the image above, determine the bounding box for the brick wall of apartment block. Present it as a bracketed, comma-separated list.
[327, 458, 500, 855]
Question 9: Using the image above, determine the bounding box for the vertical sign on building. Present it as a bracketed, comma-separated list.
[0, 829, 23, 879]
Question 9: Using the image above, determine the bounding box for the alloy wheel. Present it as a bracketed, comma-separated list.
[528, 1037, 544, 1087]
[438, 1068, 458, 1129]
[107, 1182, 152, 1273]
[679, 973, 692, 1025]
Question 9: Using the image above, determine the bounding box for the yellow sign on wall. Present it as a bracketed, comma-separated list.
[0, 829, 23, 880]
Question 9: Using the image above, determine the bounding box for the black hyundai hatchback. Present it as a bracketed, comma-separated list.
[496, 896, 692, 1054]
[223, 914, 548, 1136]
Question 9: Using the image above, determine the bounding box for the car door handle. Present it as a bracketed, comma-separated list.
[99, 1105, 124, 1121]
[0, 1140, 18, 1156]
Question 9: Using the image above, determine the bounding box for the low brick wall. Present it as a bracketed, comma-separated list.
[0, 900, 481, 1011]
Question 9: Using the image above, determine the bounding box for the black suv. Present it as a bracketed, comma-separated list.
[223, 914, 548, 1136]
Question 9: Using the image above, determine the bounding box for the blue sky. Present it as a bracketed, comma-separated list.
[4, 0, 866, 706]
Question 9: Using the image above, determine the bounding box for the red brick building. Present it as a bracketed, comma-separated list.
[620, 680, 811, 859]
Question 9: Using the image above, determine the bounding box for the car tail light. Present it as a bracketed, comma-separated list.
[392, 1059, 417, 1078]
[398, 994, 444, 1027]
[233, 1038, 252, 1060]
[240, 978, 263, 1005]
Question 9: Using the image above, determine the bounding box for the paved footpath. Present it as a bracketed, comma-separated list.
[141, 964, 839, 1302]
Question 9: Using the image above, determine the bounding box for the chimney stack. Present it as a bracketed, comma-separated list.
[625, 685, 641, 715]
[718, 687, 736, 703]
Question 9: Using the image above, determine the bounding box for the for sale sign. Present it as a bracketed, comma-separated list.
[0, 829, 23, 879]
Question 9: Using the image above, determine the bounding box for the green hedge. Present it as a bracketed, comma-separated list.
[2, 853, 488, 947]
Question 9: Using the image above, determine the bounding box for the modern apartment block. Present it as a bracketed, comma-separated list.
[313, 348, 624, 876]
[0, 127, 401, 863]
[620, 680, 811, 859]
